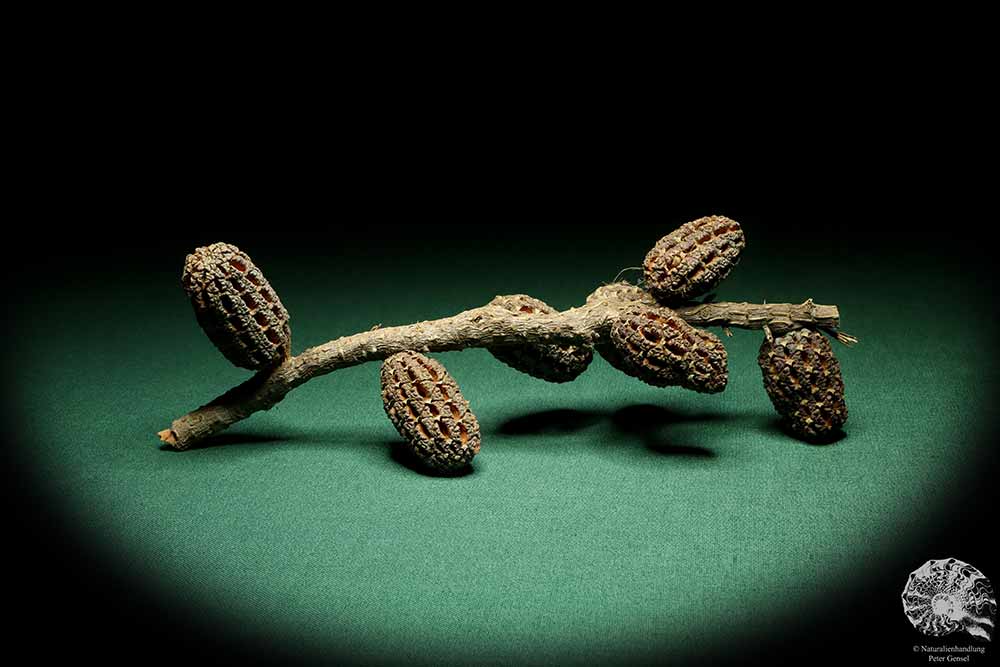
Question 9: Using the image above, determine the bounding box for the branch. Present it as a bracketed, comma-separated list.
[158, 286, 843, 451]
[673, 298, 839, 331]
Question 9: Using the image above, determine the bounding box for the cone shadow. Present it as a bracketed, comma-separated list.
[610, 404, 722, 458]
[762, 417, 847, 446]
[498, 409, 604, 435]
[387, 440, 476, 478]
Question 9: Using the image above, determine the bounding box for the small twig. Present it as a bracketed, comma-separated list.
[828, 329, 859, 347]
[159, 285, 844, 451]
[672, 300, 840, 331]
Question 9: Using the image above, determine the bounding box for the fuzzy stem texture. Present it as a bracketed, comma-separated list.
[159, 285, 843, 450]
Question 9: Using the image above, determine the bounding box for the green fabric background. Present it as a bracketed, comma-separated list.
[11, 231, 996, 664]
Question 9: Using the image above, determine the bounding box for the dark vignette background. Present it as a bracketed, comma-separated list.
[3, 95, 997, 666]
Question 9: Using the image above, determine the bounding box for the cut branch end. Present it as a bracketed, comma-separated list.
[158, 429, 178, 446]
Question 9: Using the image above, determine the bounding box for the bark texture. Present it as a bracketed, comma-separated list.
[487, 294, 594, 383]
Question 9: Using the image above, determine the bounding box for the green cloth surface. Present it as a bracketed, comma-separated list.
[12, 235, 996, 665]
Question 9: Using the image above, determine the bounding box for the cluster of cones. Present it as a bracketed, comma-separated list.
[179, 216, 847, 470]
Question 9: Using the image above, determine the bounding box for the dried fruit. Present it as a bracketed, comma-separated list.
[758, 328, 847, 440]
[182, 242, 291, 370]
[488, 295, 593, 383]
[589, 283, 659, 371]
[643, 215, 745, 304]
[381, 351, 481, 471]
[605, 305, 728, 393]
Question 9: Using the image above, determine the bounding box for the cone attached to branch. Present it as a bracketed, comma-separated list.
[488, 295, 593, 383]
[182, 242, 291, 370]
[643, 215, 745, 305]
[602, 305, 728, 393]
[381, 352, 482, 471]
[758, 328, 848, 440]
[162, 222, 854, 452]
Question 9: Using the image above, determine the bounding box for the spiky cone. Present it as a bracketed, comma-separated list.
[381, 351, 482, 472]
[606, 305, 728, 393]
[487, 295, 593, 383]
[758, 328, 847, 441]
[182, 242, 291, 370]
[643, 215, 745, 305]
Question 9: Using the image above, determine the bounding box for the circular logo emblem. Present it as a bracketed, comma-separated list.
[902, 558, 996, 641]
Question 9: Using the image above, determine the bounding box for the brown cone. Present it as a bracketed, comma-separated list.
[182, 242, 291, 370]
[381, 352, 482, 471]
[643, 216, 745, 305]
[606, 305, 728, 393]
[758, 328, 848, 440]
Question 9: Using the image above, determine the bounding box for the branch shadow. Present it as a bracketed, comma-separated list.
[157, 427, 392, 457]
[157, 422, 478, 476]
[160, 406, 840, 471]
[498, 409, 604, 435]
[609, 404, 723, 458]
[493, 403, 731, 459]
[159, 431, 298, 452]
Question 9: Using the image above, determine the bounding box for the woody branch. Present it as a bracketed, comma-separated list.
[158, 286, 843, 451]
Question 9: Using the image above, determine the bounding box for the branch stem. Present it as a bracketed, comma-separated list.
[159, 286, 843, 450]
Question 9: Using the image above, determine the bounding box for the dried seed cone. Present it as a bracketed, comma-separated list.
[643, 215, 746, 305]
[487, 295, 593, 383]
[182, 242, 291, 370]
[606, 306, 728, 393]
[758, 328, 847, 440]
[381, 351, 482, 471]
[588, 283, 658, 370]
